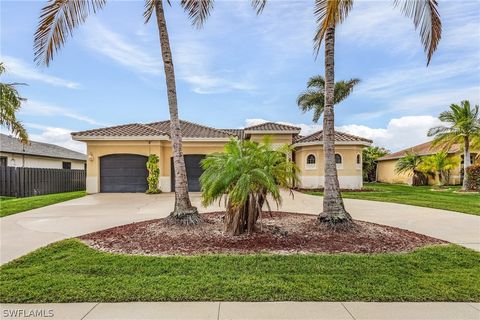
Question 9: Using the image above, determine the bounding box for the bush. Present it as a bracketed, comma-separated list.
[146, 154, 161, 194]
[465, 164, 480, 191]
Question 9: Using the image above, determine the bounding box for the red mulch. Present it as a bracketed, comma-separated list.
[78, 212, 446, 256]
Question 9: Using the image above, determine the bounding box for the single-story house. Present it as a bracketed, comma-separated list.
[71, 120, 372, 193]
[0, 133, 86, 169]
[376, 140, 478, 185]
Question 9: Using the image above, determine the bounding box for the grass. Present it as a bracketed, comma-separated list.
[306, 183, 480, 216]
[0, 191, 86, 218]
[1, 239, 479, 303]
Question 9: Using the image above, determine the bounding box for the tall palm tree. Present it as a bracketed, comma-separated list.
[313, 0, 441, 227]
[0, 63, 28, 144]
[428, 101, 480, 190]
[33, 0, 266, 225]
[395, 151, 426, 186]
[297, 75, 360, 123]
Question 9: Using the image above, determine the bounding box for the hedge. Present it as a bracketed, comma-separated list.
[465, 163, 480, 191]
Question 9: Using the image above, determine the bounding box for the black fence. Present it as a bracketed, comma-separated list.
[0, 167, 86, 198]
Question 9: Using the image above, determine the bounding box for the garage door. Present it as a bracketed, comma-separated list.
[171, 155, 205, 192]
[100, 154, 148, 193]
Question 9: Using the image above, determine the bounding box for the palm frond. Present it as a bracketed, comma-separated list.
[34, 0, 107, 66]
[394, 0, 441, 65]
[180, 0, 215, 28]
[144, 0, 155, 23]
[313, 0, 353, 55]
[251, 0, 267, 14]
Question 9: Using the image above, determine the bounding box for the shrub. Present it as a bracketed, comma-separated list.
[465, 164, 480, 191]
[146, 154, 161, 194]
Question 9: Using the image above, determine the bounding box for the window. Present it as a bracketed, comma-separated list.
[306, 154, 316, 169]
[335, 154, 342, 164]
[356, 154, 361, 164]
[0, 157, 7, 167]
[461, 154, 476, 166]
[62, 161, 71, 169]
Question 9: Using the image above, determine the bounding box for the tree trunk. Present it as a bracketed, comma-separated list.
[154, 0, 200, 224]
[318, 25, 353, 227]
[462, 136, 471, 190]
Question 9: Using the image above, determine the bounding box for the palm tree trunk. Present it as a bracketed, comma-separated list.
[318, 25, 353, 227]
[462, 136, 471, 190]
[154, 0, 199, 224]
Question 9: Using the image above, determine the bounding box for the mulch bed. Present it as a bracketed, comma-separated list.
[79, 212, 446, 256]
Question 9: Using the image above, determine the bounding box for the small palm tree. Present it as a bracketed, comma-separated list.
[0, 63, 28, 144]
[419, 151, 458, 187]
[297, 75, 360, 123]
[314, 0, 441, 227]
[395, 151, 426, 186]
[428, 101, 480, 190]
[362, 146, 389, 182]
[200, 138, 298, 236]
[34, 0, 266, 224]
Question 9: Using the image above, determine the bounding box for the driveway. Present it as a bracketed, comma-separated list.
[1, 191, 479, 264]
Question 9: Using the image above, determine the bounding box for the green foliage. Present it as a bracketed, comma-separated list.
[395, 151, 427, 186]
[465, 164, 480, 191]
[0, 191, 86, 217]
[0, 62, 28, 143]
[146, 154, 161, 194]
[1, 240, 479, 302]
[297, 75, 360, 122]
[362, 146, 389, 182]
[419, 152, 459, 186]
[200, 138, 298, 234]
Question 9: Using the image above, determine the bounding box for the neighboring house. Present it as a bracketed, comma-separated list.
[72, 120, 372, 193]
[376, 140, 478, 185]
[0, 133, 86, 170]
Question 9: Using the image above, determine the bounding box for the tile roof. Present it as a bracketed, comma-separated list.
[377, 140, 461, 161]
[219, 129, 245, 139]
[0, 134, 86, 161]
[71, 123, 167, 137]
[146, 120, 233, 138]
[294, 130, 373, 144]
[72, 120, 234, 139]
[244, 122, 301, 132]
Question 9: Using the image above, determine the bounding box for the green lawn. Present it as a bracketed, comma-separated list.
[0, 191, 86, 218]
[1, 239, 479, 303]
[306, 183, 480, 216]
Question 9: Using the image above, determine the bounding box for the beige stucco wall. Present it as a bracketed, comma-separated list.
[0, 152, 85, 170]
[84, 140, 227, 193]
[249, 133, 293, 145]
[294, 144, 364, 189]
[376, 151, 472, 185]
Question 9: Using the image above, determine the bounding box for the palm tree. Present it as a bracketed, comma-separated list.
[419, 151, 458, 187]
[33, 0, 266, 225]
[200, 138, 298, 235]
[395, 151, 426, 186]
[428, 101, 480, 190]
[297, 75, 360, 122]
[362, 146, 389, 182]
[0, 63, 28, 144]
[313, 0, 441, 227]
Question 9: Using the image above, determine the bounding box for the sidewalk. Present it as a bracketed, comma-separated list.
[1, 302, 479, 320]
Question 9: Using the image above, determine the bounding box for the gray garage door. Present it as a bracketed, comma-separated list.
[100, 154, 148, 193]
[171, 155, 205, 192]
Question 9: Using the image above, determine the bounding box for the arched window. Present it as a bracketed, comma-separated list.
[335, 154, 342, 164]
[356, 154, 361, 164]
[306, 154, 316, 169]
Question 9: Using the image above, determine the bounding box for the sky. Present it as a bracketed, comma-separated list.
[1, 0, 479, 154]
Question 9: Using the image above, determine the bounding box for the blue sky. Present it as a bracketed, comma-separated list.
[1, 0, 479, 153]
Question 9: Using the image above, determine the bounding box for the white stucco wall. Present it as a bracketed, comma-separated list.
[0, 152, 85, 169]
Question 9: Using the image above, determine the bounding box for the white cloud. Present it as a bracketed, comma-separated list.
[20, 100, 107, 126]
[1, 56, 80, 89]
[84, 20, 163, 76]
[25, 124, 86, 153]
[243, 115, 442, 152]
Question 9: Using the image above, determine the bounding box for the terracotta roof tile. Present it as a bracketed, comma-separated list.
[146, 120, 234, 138]
[294, 130, 372, 144]
[377, 140, 461, 161]
[71, 123, 167, 137]
[245, 122, 301, 132]
[219, 129, 245, 139]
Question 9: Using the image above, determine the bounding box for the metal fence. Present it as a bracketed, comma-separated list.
[0, 167, 86, 197]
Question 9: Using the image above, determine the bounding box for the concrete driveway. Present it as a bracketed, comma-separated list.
[1, 191, 479, 264]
